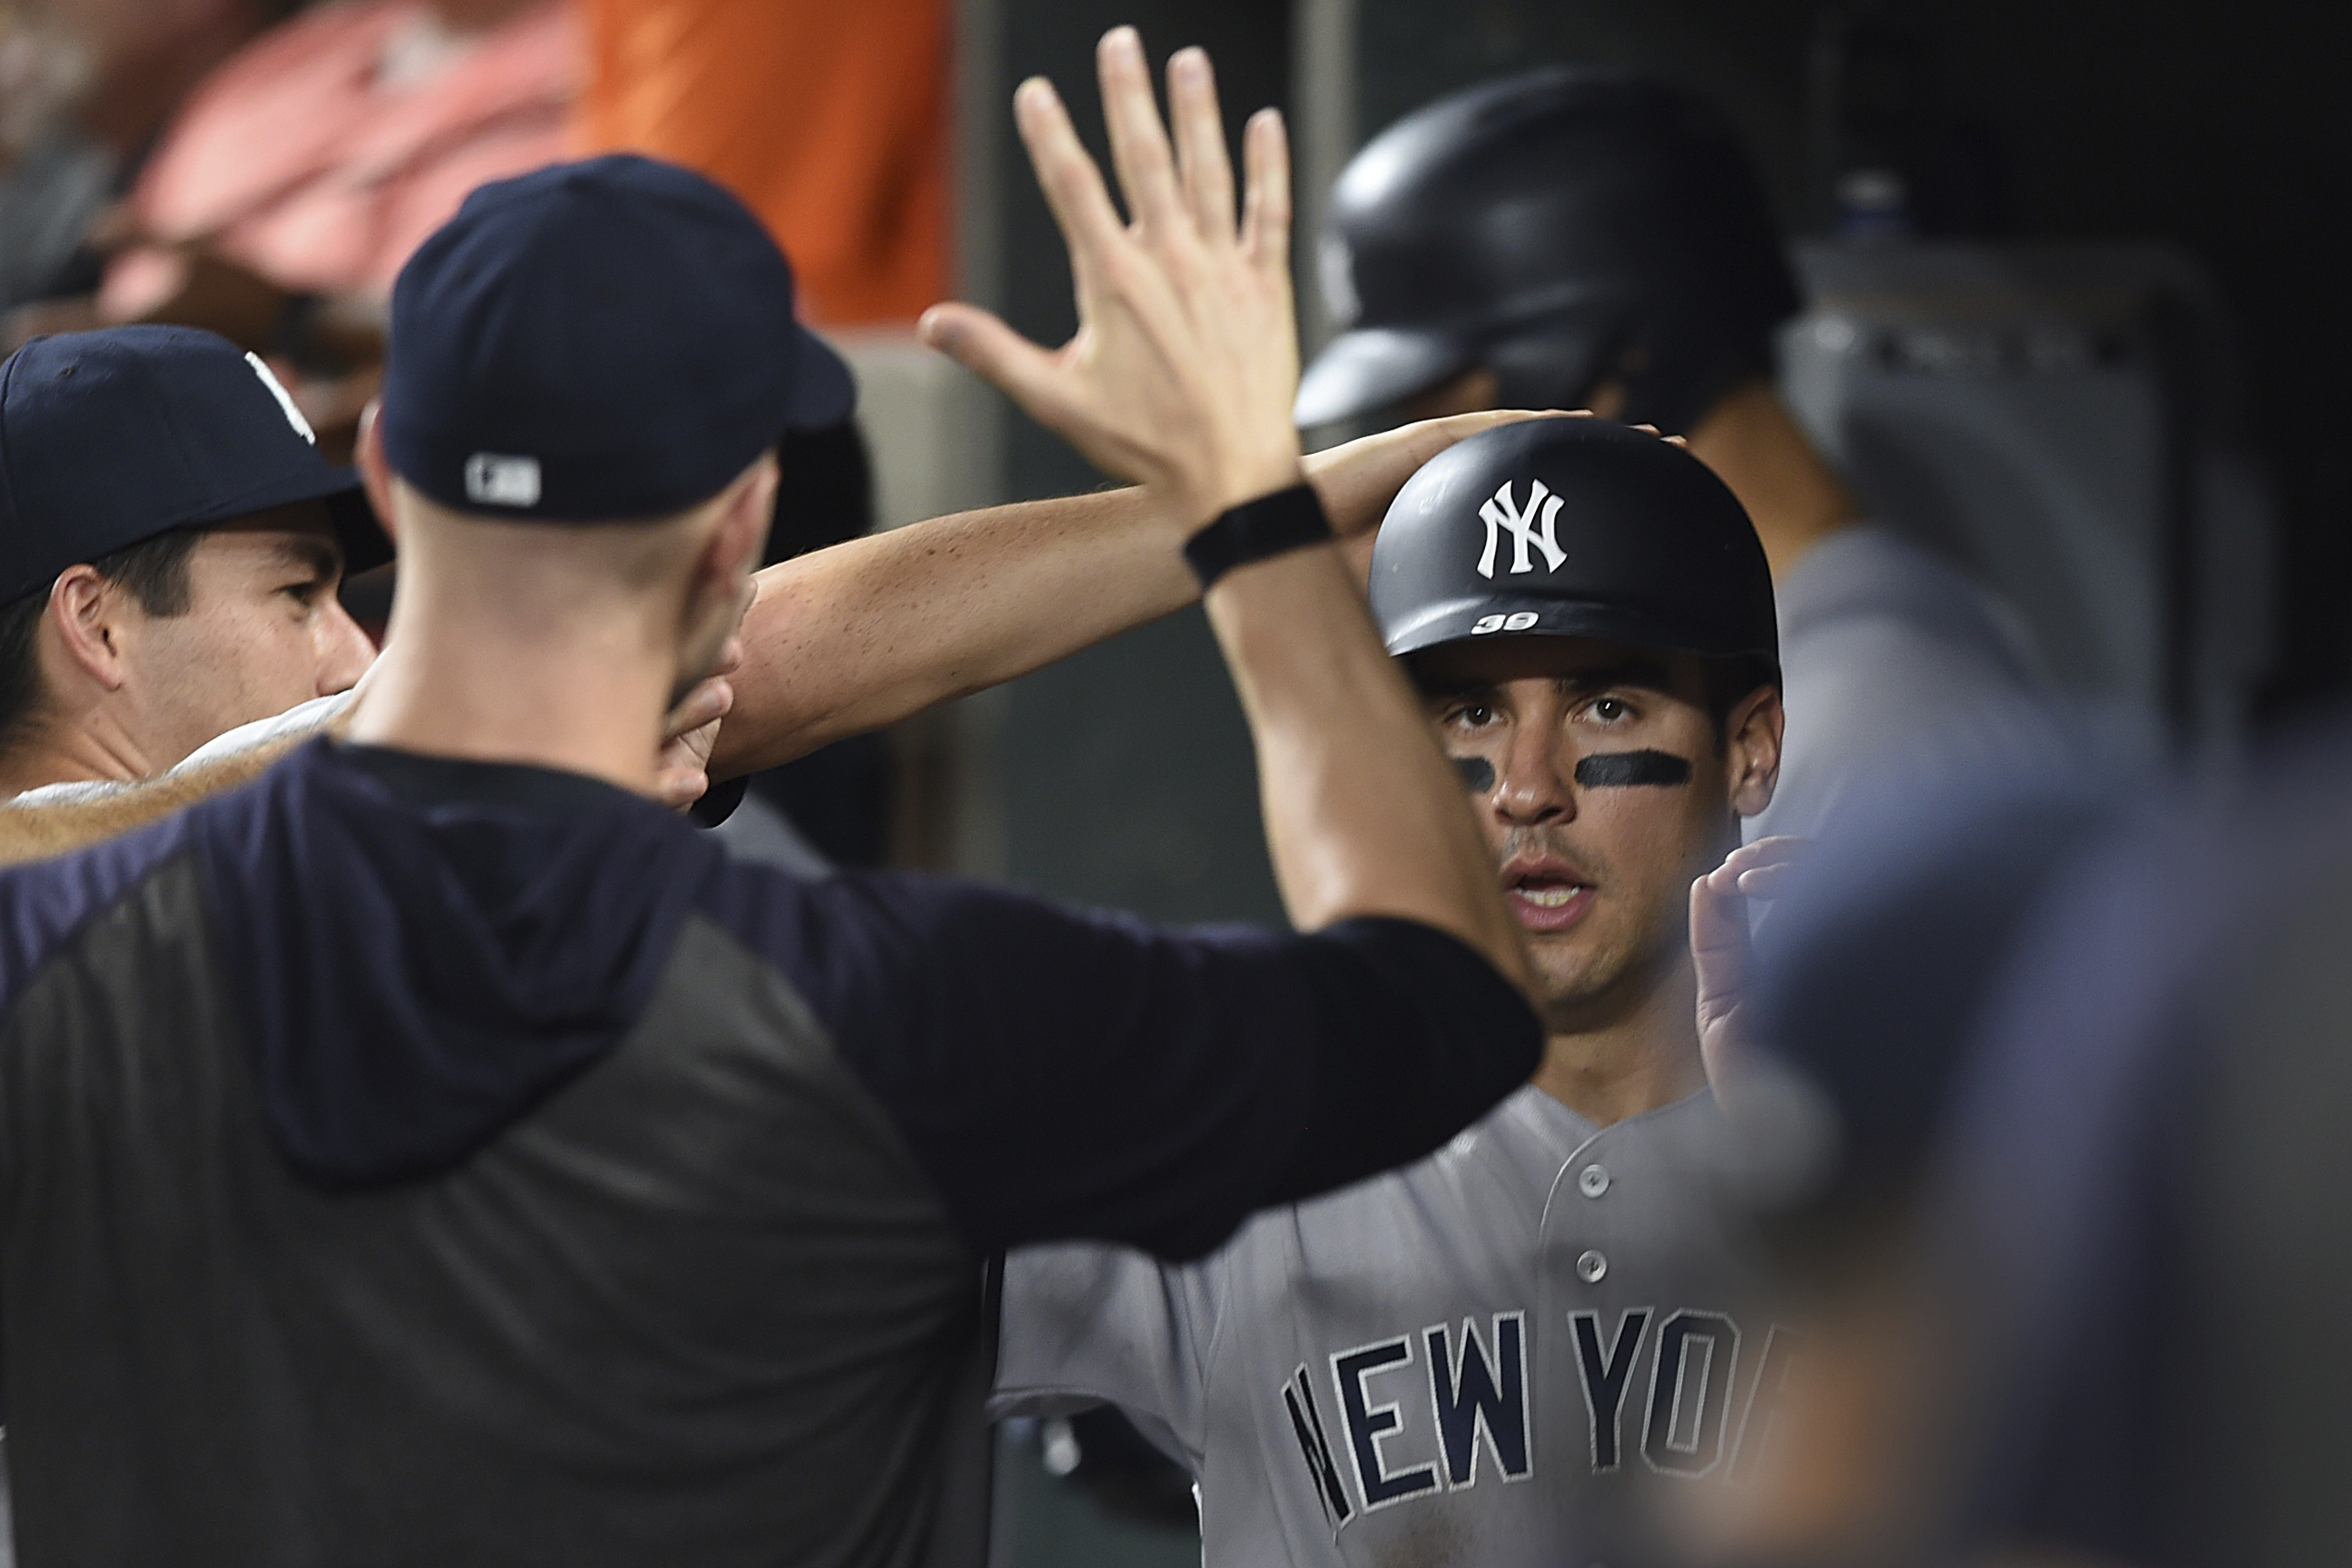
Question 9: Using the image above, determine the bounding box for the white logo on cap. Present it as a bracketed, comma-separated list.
[464, 454, 542, 509]
[1476, 479, 1567, 579]
[244, 353, 315, 444]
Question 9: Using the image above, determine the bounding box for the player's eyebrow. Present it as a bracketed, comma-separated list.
[274, 534, 345, 580]
[1556, 659, 1675, 696]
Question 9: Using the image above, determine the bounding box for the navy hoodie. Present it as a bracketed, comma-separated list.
[0, 740, 1537, 1567]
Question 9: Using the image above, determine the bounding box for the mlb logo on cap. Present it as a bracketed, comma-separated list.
[381, 155, 856, 524]
[464, 455, 543, 510]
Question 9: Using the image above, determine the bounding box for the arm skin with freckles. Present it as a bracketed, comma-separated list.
[707, 409, 1551, 780]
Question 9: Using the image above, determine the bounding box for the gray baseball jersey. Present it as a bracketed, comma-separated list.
[992, 1085, 1789, 1568]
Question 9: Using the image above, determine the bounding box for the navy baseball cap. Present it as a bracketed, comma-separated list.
[380, 154, 856, 522]
[0, 326, 391, 607]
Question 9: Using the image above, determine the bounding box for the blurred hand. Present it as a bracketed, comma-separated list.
[654, 637, 742, 811]
[1691, 835, 1811, 1089]
[1306, 409, 1581, 579]
[920, 29, 1301, 529]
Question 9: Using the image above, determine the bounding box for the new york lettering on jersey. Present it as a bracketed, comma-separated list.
[995, 1085, 1795, 1568]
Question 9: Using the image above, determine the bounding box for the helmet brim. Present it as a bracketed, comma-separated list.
[1383, 590, 1777, 669]
[1294, 327, 1476, 428]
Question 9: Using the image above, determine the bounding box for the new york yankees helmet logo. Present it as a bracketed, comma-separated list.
[1476, 479, 1566, 580]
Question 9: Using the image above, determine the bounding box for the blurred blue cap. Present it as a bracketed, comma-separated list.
[0, 325, 389, 605]
[380, 154, 855, 522]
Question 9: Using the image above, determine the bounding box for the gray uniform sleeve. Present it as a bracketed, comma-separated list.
[989, 1241, 1227, 1469]
[1750, 527, 2067, 843]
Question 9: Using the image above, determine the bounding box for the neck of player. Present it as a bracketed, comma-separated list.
[1530, 944, 1708, 1128]
[1680, 378, 1862, 581]
[347, 523, 700, 797]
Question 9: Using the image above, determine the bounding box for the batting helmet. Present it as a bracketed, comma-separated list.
[1369, 418, 1777, 667]
[1297, 70, 1801, 436]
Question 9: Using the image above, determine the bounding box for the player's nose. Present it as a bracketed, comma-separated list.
[1490, 727, 1574, 827]
[315, 595, 375, 696]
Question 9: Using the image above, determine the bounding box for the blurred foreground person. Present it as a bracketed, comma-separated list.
[992, 416, 1801, 1568]
[1703, 771, 2112, 1567]
[0, 328, 387, 800]
[1298, 71, 2056, 841]
[1718, 735, 2352, 1568]
[0, 83, 1542, 1568]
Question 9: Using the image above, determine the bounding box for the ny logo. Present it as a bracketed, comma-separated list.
[1477, 480, 1567, 580]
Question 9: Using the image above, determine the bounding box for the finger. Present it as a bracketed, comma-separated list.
[1734, 863, 1802, 900]
[1688, 875, 1748, 998]
[1167, 48, 1236, 240]
[1012, 77, 1126, 263]
[919, 303, 1082, 429]
[1096, 28, 1185, 235]
[663, 675, 733, 741]
[710, 635, 744, 679]
[656, 767, 710, 812]
[1239, 108, 1292, 274]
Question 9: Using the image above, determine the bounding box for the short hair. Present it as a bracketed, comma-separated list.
[0, 529, 202, 754]
[1701, 653, 1781, 747]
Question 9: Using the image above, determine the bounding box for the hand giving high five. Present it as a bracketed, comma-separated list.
[919, 28, 1304, 529]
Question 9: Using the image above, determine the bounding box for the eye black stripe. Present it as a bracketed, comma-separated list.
[1574, 751, 1692, 787]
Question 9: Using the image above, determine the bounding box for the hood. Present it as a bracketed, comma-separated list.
[198, 740, 727, 1188]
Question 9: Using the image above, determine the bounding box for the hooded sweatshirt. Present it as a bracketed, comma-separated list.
[0, 740, 1537, 1568]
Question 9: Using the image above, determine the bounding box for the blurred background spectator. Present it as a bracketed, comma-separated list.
[574, 0, 949, 327]
[1, 0, 282, 313]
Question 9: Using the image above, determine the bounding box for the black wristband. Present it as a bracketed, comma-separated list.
[1182, 483, 1335, 591]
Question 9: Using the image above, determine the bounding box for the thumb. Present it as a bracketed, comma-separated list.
[918, 304, 1074, 429]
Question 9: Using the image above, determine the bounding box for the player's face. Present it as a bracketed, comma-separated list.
[113, 502, 374, 770]
[1410, 636, 1763, 1028]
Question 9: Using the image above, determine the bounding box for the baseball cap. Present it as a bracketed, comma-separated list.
[380, 154, 856, 523]
[0, 325, 392, 606]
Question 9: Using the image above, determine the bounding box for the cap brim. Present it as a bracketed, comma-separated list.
[1294, 327, 1476, 428]
[185, 463, 394, 578]
[786, 324, 857, 432]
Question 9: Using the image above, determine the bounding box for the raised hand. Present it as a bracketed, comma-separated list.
[919, 29, 1303, 529]
[1690, 835, 1812, 1089]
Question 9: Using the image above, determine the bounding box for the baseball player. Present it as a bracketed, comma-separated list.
[0, 327, 391, 799]
[1296, 70, 2058, 844]
[993, 416, 1801, 1568]
[0, 43, 1544, 1567]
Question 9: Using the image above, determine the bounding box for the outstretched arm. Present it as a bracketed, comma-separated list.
[710, 408, 1544, 778]
[919, 29, 1528, 992]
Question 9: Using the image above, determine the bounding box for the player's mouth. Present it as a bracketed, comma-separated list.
[1501, 855, 1597, 934]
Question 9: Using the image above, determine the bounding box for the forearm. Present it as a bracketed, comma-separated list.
[712, 487, 1194, 776]
[0, 744, 291, 866]
[706, 414, 1543, 779]
[1206, 539, 1531, 994]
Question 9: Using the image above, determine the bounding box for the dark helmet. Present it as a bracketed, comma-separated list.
[1297, 70, 1801, 436]
[1370, 418, 1776, 669]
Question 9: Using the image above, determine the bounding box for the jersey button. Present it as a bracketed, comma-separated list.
[1578, 1163, 1609, 1198]
[1576, 1249, 1608, 1283]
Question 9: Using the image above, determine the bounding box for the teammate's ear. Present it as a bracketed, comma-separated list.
[1724, 686, 1782, 818]
[353, 402, 401, 546]
[45, 564, 131, 692]
[703, 454, 776, 590]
